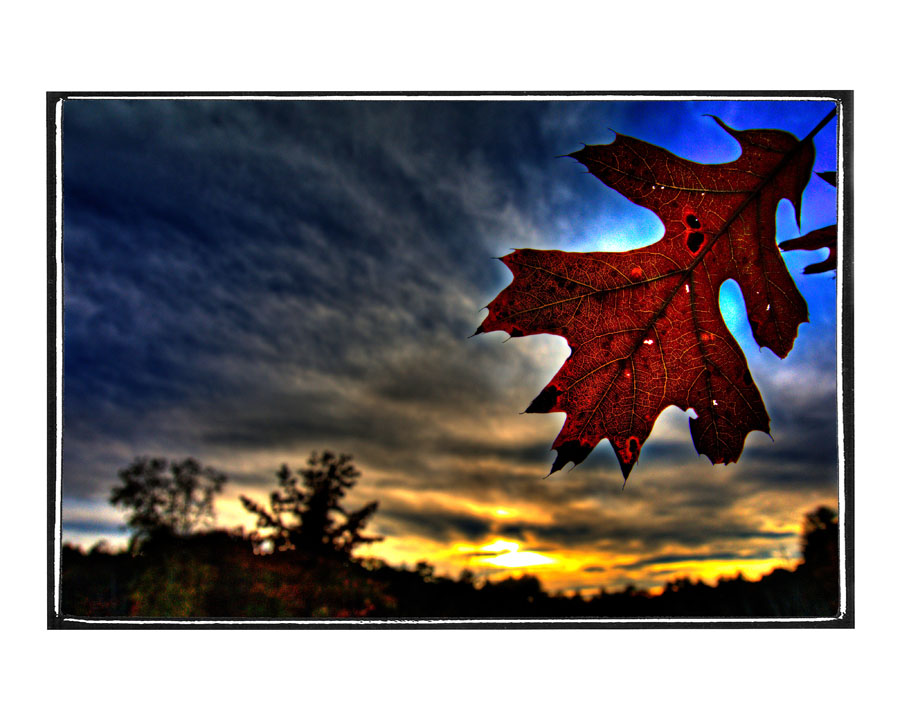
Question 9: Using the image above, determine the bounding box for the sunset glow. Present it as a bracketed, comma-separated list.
[485, 551, 555, 569]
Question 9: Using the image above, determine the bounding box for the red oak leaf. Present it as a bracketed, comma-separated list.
[477, 111, 834, 479]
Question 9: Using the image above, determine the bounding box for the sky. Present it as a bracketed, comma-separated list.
[59, 96, 840, 595]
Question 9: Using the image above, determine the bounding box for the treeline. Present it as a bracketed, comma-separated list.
[61, 454, 840, 619]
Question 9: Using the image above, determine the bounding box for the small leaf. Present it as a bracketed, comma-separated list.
[779, 224, 837, 274]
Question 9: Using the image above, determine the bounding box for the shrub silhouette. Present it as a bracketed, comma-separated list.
[240, 451, 381, 557]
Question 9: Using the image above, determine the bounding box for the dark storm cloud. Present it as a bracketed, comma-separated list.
[494, 515, 794, 553]
[611, 550, 779, 571]
[62, 101, 593, 496]
[64, 520, 127, 536]
[378, 508, 493, 543]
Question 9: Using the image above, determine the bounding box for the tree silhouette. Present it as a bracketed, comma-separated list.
[240, 451, 381, 556]
[801, 506, 839, 566]
[799, 505, 840, 612]
[110, 457, 227, 547]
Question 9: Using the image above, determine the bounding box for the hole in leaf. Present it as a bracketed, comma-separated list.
[686, 214, 701, 229]
[687, 232, 705, 253]
[621, 435, 642, 463]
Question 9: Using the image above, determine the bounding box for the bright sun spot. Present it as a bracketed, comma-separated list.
[480, 539, 520, 553]
[488, 551, 555, 568]
[478, 539, 555, 568]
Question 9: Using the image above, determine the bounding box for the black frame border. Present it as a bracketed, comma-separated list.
[47, 89, 854, 630]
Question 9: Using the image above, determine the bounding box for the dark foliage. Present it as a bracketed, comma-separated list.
[65, 455, 841, 618]
[62, 498, 841, 619]
[61, 543, 137, 616]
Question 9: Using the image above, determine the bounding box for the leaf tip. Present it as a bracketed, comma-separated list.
[617, 458, 635, 483]
[707, 114, 739, 139]
[816, 170, 837, 187]
[549, 440, 592, 474]
[525, 386, 560, 414]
